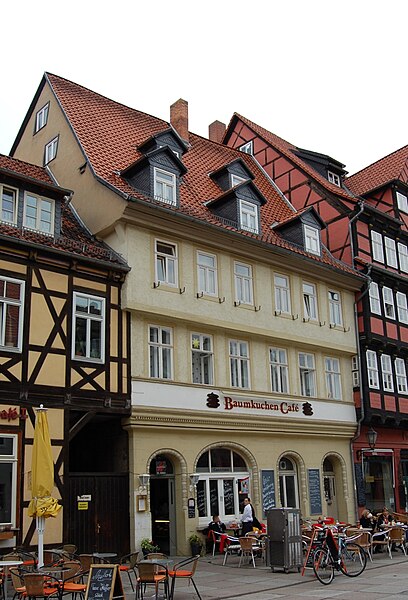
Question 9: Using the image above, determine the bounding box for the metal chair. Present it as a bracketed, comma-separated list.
[371, 529, 392, 558]
[136, 562, 169, 600]
[222, 536, 241, 565]
[9, 568, 26, 600]
[388, 527, 407, 556]
[168, 556, 201, 600]
[60, 561, 86, 600]
[23, 573, 60, 600]
[238, 537, 260, 568]
[118, 552, 139, 591]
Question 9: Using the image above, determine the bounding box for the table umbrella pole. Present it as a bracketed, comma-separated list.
[37, 515, 45, 568]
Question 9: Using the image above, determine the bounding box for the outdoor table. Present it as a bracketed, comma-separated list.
[92, 552, 117, 563]
[0, 560, 23, 600]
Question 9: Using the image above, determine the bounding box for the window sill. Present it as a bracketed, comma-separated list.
[73, 356, 104, 364]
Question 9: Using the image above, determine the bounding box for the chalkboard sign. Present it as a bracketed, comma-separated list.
[354, 462, 366, 507]
[85, 565, 124, 600]
[261, 470, 276, 518]
[308, 469, 322, 515]
[223, 480, 234, 514]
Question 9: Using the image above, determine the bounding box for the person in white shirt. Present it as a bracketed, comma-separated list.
[241, 497, 254, 535]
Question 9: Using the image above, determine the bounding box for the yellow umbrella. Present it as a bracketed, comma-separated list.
[27, 406, 61, 567]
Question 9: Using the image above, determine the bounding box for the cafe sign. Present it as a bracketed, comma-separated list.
[206, 392, 313, 416]
[0, 407, 28, 422]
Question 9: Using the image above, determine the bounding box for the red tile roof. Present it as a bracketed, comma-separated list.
[42, 73, 361, 278]
[346, 145, 408, 196]
[0, 154, 56, 187]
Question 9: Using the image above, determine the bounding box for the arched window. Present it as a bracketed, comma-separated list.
[278, 456, 299, 508]
[196, 448, 248, 524]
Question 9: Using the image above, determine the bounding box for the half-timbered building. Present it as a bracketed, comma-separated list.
[0, 154, 131, 555]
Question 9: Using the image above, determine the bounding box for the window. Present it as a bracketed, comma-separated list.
[0, 185, 17, 225]
[270, 348, 289, 393]
[328, 171, 341, 186]
[366, 350, 379, 389]
[396, 292, 408, 324]
[274, 274, 291, 314]
[154, 168, 176, 205]
[279, 457, 299, 508]
[325, 357, 342, 399]
[352, 355, 360, 387]
[371, 231, 384, 263]
[44, 137, 58, 164]
[298, 352, 316, 397]
[231, 174, 246, 187]
[35, 103, 49, 133]
[239, 200, 259, 234]
[73, 293, 105, 361]
[191, 333, 213, 385]
[239, 141, 253, 155]
[0, 435, 17, 526]
[149, 325, 173, 379]
[369, 282, 381, 315]
[395, 358, 408, 394]
[381, 354, 394, 392]
[0, 277, 24, 351]
[23, 193, 54, 234]
[328, 290, 342, 326]
[397, 191, 408, 213]
[382, 286, 395, 319]
[384, 237, 398, 268]
[234, 262, 253, 305]
[303, 282, 318, 320]
[229, 340, 250, 388]
[304, 225, 320, 255]
[398, 243, 408, 273]
[197, 251, 217, 296]
[155, 240, 178, 286]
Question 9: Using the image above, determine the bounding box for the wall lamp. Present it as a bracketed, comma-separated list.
[139, 474, 150, 487]
[189, 474, 200, 487]
[367, 427, 378, 450]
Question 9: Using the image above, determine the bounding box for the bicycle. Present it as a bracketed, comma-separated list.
[313, 526, 367, 585]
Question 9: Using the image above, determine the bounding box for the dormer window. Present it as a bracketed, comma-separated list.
[23, 192, 54, 235]
[304, 224, 320, 255]
[239, 200, 259, 234]
[239, 141, 253, 155]
[327, 171, 341, 187]
[154, 168, 176, 205]
[231, 174, 246, 187]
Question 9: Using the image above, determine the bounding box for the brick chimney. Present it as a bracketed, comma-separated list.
[170, 99, 189, 142]
[209, 120, 226, 143]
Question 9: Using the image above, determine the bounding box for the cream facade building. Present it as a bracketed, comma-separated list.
[11, 73, 365, 555]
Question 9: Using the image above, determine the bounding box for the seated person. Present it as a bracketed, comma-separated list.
[208, 514, 226, 534]
[359, 508, 375, 531]
[377, 506, 394, 529]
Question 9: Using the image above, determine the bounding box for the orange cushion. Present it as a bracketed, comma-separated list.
[168, 570, 193, 577]
[119, 565, 129, 571]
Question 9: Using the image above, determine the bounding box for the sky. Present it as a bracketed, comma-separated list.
[1, 0, 407, 175]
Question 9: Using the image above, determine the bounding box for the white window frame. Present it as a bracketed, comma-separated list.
[385, 237, 398, 268]
[298, 352, 316, 397]
[149, 325, 173, 380]
[44, 136, 58, 164]
[304, 225, 320, 255]
[369, 282, 381, 315]
[23, 192, 55, 235]
[72, 292, 105, 362]
[191, 332, 214, 385]
[303, 282, 318, 321]
[398, 243, 408, 273]
[155, 240, 178, 287]
[35, 103, 49, 133]
[231, 174, 246, 187]
[352, 355, 360, 387]
[382, 286, 395, 319]
[395, 358, 408, 394]
[239, 141, 253, 155]
[234, 261, 253, 305]
[381, 354, 394, 392]
[0, 434, 18, 526]
[229, 340, 250, 388]
[0, 276, 25, 351]
[325, 357, 342, 400]
[371, 231, 384, 263]
[239, 200, 259, 234]
[366, 350, 379, 389]
[328, 290, 342, 326]
[197, 251, 217, 297]
[396, 191, 408, 213]
[0, 185, 18, 225]
[396, 292, 408, 324]
[270, 348, 289, 394]
[274, 274, 291, 314]
[153, 167, 176, 205]
[328, 171, 341, 186]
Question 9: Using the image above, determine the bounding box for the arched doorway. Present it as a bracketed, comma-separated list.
[149, 454, 176, 555]
[278, 456, 299, 508]
[323, 458, 338, 520]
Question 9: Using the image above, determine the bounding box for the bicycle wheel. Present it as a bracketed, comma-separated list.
[339, 542, 367, 577]
[313, 547, 334, 585]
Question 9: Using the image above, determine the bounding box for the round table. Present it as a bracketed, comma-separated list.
[0, 560, 23, 600]
[92, 552, 117, 563]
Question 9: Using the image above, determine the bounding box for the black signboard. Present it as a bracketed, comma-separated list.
[354, 462, 366, 507]
[85, 565, 124, 600]
[188, 497, 195, 518]
[261, 470, 276, 518]
[308, 469, 322, 515]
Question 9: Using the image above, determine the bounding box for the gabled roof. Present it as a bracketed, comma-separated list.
[224, 113, 356, 201]
[346, 145, 408, 196]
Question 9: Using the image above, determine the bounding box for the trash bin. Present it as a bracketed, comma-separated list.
[266, 507, 303, 573]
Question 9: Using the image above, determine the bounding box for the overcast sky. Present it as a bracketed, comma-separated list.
[2, 0, 406, 175]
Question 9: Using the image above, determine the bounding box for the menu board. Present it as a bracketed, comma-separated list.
[85, 565, 124, 600]
[308, 469, 322, 515]
[354, 462, 366, 507]
[261, 470, 276, 518]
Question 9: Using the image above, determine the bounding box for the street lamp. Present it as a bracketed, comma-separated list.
[367, 427, 378, 450]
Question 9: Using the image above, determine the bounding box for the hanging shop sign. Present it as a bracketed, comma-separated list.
[0, 407, 28, 422]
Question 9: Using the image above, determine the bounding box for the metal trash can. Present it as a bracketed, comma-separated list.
[266, 507, 303, 573]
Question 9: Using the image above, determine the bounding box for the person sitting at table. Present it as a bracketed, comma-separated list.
[359, 508, 375, 531]
[208, 514, 226, 534]
[377, 507, 394, 528]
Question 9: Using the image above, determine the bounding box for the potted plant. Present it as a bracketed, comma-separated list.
[140, 538, 160, 557]
[188, 533, 203, 556]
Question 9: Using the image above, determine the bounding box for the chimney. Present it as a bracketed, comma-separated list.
[209, 120, 226, 143]
[170, 99, 188, 141]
